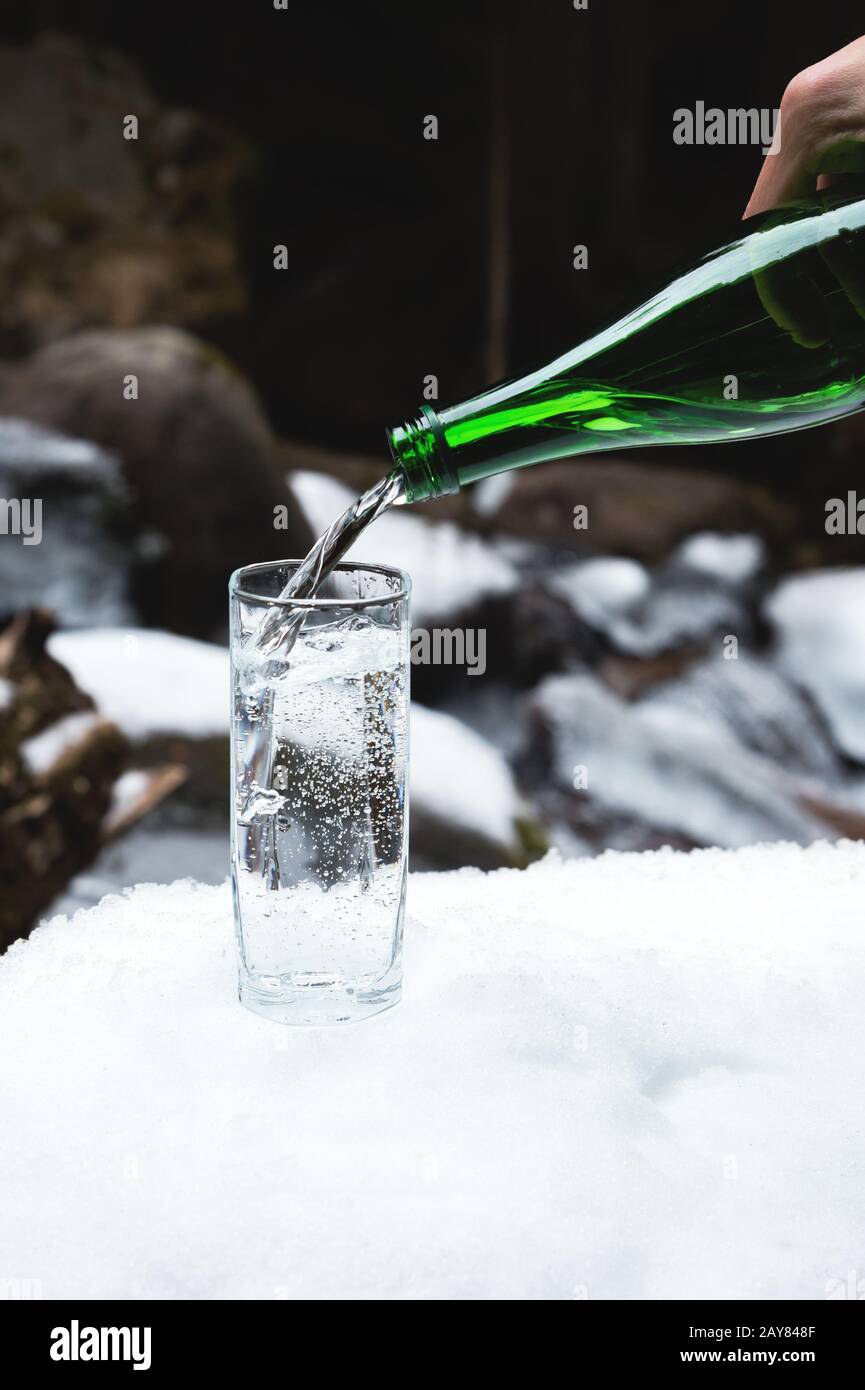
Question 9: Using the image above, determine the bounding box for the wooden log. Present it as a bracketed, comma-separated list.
[0, 609, 185, 951]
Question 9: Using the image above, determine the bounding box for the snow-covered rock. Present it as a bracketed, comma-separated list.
[525, 671, 827, 849]
[0, 416, 132, 626]
[552, 556, 651, 621]
[642, 652, 840, 781]
[48, 629, 230, 739]
[549, 552, 749, 658]
[0, 416, 122, 485]
[766, 569, 865, 763]
[289, 470, 517, 627]
[673, 532, 765, 586]
[410, 703, 529, 866]
[2, 840, 864, 1299]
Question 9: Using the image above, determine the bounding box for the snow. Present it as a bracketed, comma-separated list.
[107, 769, 153, 817]
[288, 470, 517, 624]
[20, 710, 102, 775]
[674, 532, 765, 585]
[552, 556, 651, 618]
[411, 703, 524, 848]
[766, 568, 865, 763]
[2, 840, 864, 1300]
[471, 471, 516, 517]
[47, 629, 230, 739]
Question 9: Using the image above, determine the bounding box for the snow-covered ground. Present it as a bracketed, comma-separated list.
[2, 840, 863, 1300]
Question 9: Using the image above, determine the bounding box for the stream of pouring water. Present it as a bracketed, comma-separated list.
[237, 466, 406, 895]
[249, 467, 405, 665]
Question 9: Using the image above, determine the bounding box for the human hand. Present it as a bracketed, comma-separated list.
[745, 35, 865, 217]
[745, 36, 865, 348]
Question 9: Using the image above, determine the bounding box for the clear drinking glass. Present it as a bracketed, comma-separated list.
[229, 560, 410, 1024]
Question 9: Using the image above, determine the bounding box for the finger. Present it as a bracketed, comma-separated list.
[813, 163, 865, 318]
[819, 233, 865, 321]
[751, 260, 833, 347]
[746, 159, 865, 345]
[743, 140, 815, 219]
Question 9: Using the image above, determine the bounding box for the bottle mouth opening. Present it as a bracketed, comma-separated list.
[386, 405, 458, 502]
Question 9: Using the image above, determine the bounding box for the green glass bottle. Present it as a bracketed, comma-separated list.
[387, 187, 865, 503]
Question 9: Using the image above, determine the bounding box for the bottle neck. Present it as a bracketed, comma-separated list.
[386, 405, 459, 503]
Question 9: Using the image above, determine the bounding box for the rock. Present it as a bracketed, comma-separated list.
[494, 580, 601, 688]
[794, 790, 865, 842]
[548, 540, 762, 661]
[0, 417, 133, 627]
[0, 328, 313, 636]
[641, 652, 841, 781]
[0, 33, 249, 353]
[409, 704, 544, 870]
[598, 646, 706, 701]
[518, 670, 831, 852]
[487, 457, 792, 565]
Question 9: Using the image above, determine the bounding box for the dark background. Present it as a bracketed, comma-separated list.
[1, 0, 858, 450]
[3, 0, 865, 948]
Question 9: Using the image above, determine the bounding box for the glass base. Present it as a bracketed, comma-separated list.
[238, 977, 401, 1026]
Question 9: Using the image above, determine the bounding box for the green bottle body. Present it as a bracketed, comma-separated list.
[387, 188, 865, 503]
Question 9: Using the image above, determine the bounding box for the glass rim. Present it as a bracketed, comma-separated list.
[229, 558, 412, 610]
